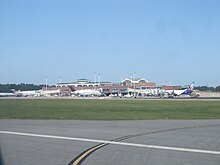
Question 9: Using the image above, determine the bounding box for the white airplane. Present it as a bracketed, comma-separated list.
[161, 82, 195, 97]
[40, 89, 60, 96]
[11, 89, 41, 97]
[68, 86, 102, 97]
[73, 89, 102, 97]
[0, 93, 15, 97]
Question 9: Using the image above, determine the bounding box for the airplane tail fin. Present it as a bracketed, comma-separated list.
[68, 86, 76, 92]
[11, 89, 16, 94]
[189, 82, 195, 91]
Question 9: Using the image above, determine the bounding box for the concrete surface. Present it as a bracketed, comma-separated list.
[0, 120, 220, 165]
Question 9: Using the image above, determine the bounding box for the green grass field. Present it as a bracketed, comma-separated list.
[0, 99, 220, 120]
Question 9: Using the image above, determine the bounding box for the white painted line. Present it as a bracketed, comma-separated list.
[1, 131, 220, 155]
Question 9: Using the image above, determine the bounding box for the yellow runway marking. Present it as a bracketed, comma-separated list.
[72, 143, 106, 165]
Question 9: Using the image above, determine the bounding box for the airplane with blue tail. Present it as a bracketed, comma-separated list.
[161, 82, 196, 98]
[173, 82, 195, 96]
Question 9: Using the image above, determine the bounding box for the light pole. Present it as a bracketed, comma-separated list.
[58, 77, 62, 96]
[45, 77, 48, 93]
[133, 72, 136, 97]
[94, 72, 96, 89]
[58, 77, 62, 84]
[98, 73, 101, 86]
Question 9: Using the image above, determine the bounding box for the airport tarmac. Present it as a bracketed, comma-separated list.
[0, 120, 220, 165]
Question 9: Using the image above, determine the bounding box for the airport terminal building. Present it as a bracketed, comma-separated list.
[44, 78, 160, 97]
[56, 79, 114, 88]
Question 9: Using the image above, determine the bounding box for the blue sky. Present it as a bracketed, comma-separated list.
[0, 0, 220, 86]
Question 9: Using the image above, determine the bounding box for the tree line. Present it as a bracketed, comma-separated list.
[194, 86, 220, 92]
[0, 83, 45, 93]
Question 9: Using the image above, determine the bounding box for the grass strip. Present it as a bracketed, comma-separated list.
[0, 99, 220, 120]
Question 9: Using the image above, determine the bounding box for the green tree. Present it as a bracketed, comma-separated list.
[0, 84, 44, 93]
[215, 86, 220, 92]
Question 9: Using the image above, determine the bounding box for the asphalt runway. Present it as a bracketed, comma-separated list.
[0, 120, 220, 165]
